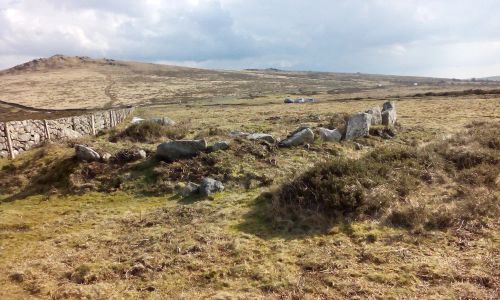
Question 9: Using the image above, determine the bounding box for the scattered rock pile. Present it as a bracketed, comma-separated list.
[178, 177, 224, 197]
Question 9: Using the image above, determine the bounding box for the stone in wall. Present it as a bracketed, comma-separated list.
[7, 120, 46, 154]
[72, 115, 93, 135]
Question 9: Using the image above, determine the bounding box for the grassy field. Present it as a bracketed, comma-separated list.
[0, 93, 499, 299]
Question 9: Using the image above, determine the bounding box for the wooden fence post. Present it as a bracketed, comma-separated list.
[91, 115, 96, 135]
[109, 111, 113, 128]
[43, 120, 51, 141]
[4, 122, 14, 159]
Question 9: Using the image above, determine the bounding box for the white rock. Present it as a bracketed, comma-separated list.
[318, 128, 342, 142]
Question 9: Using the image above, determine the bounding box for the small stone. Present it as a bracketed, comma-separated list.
[200, 178, 224, 196]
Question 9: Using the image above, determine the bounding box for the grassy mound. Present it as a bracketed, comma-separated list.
[112, 121, 188, 143]
[272, 121, 499, 230]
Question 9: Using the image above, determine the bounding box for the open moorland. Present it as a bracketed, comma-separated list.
[1, 55, 500, 114]
[0, 56, 499, 299]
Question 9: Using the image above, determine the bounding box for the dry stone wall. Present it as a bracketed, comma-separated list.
[0, 107, 134, 159]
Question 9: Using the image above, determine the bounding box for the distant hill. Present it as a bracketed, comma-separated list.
[483, 76, 500, 81]
[0, 54, 491, 110]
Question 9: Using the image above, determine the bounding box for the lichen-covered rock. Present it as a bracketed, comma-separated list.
[156, 139, 207, 161]
[318, 128, 342, 142]
[75, 145, 101, 162]
[345, 113, 372, 140]
[247, 133, 276, 143]
[200, 178, 224, 196]
[279, 127, 315, 147]
[365, 107, 382, 125]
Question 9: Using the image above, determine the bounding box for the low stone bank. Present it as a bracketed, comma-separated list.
[1, 107, 134, 159]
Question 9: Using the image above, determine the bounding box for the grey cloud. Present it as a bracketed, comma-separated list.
[0, 0, 499, 78]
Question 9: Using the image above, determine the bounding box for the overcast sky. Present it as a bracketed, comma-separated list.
[1, 0, 499, 78]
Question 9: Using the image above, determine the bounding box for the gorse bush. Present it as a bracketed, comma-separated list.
[113, 121, 188, 143]
[273, 145, 426, 225]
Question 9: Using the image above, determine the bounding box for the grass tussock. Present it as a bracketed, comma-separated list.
[112, 121, 189, 143]
[272, 121, 499, 231]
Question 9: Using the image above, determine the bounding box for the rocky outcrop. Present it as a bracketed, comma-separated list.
[318, 128, 342, 142]
[345, 113, 372, 140]
[279, 127, 315, 147]
[156, 139, 207, 161]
